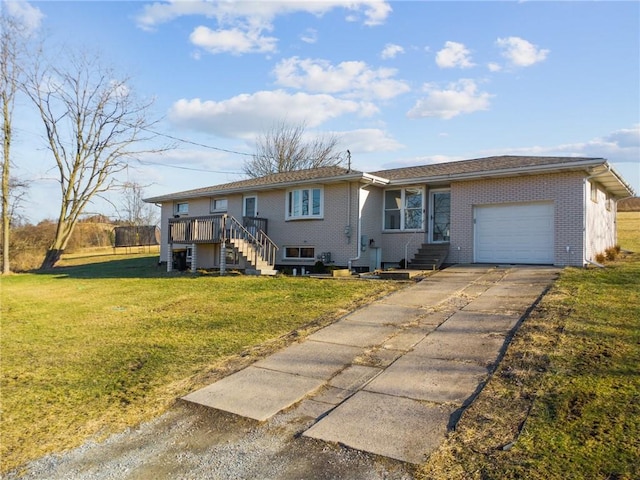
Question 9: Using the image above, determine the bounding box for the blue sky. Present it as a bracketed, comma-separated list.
[5, 0, 640, 223]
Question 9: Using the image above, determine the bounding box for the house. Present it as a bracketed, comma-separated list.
[144, 155, 635, 274]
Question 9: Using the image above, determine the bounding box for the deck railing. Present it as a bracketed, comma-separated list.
[168, 214, 278, 268]
[168, 215, 224, 243]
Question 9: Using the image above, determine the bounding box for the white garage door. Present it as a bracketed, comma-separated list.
[475, 202, 554, 264]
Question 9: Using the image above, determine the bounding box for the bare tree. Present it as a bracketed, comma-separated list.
[23, 51, 165, 269]
[119, 181, 158, 226]
[1, 10, 30, 274]
[243, 121, 345, 178]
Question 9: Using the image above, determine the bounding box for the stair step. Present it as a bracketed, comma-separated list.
[408, 243, 449, 270]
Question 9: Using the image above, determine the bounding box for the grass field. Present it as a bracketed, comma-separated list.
[0, 257, 403, 473]
[420, 213, 640, 479]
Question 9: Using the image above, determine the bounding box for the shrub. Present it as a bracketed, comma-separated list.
[605, 247, 617, 261]
[595, 252, 606, 264]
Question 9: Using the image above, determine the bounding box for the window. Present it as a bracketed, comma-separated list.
[384, 187, 424, 230]
[210, 198, 228, 212]
[286, 187, 323, 219]
[175, 202, 189, 214]
[244, 196, 257, 217]
[590, 182, 598, 203]
[284, 246, 316, 260]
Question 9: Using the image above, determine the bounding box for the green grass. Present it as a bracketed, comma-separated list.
[420, 213, 640, 479]
[0, 255, 402, 473]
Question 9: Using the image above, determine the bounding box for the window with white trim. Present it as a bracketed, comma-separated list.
[210, 198, 228, 212]
[286, 187, 323, 219]
[384, 187, 424, 230]
[175, 202, 189, 214]
[284, 246, 315, 260]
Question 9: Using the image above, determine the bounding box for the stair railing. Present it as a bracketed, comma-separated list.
[223, 215, 278, 270]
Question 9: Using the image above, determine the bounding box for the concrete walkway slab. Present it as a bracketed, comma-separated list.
[482, 283, 547, 298]
[182, 367, 324, 422]
[504, 268, 559, 284]
[308, 321, 396, 348]
[181, 265, 559, 465]
[344, 303, 425, 325]
[304, 391, 456, 464]
[411, 330, 507, 367]
[364, 355, 488, 405]
[462, 294, 539, 313]
[439, 311, 521, 334]
[254, 341, 361, 380]
[379, 287, 463, 308]
[382, 328, 433, 351]
[328, 364, 382, 391]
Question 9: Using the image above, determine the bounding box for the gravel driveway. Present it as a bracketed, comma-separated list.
[8, 400, 415, 479]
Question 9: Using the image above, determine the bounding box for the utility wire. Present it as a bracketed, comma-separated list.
[135, 158, 244, 175]
[139, 126, 254, 157]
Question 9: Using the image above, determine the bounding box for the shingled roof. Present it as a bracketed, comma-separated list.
[371, 155, 606, 181]
[144, 166, 371, 202]
[145, 155, 633, 203]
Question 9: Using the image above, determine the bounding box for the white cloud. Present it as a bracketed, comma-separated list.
[137, 1, 390, 57]
[496, 36, 549, 67]
[463, 125, 640, 192]
[487, 62, 502, 72]
[4, 0, 43, 33]
[273, 57, 410, 100]
[168, 90, 378, 138]
[337, 129, 404, 153]
[436, 41, 475, 69]
[602, 125, 640, 150]
[190, 25, 277, 55]
[136, 0, 391, 31]
[407, 79, 493, 120]
[381, 43, 404, 59]
[300, 28, 318, 44]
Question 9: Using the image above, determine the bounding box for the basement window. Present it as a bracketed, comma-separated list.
[284, 246, 315, 260]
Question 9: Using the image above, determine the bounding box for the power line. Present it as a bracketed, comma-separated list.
[134, 158, 244, 175]
[140, 126, 254, 157]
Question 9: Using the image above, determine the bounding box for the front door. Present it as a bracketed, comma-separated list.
[243, 195, 257, 217]
[430, 190, 451, 243]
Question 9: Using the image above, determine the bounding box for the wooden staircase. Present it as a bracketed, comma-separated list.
[408, 243, 449, 270]
[225, 216, 278, 276]
[228, 238, 278, 276]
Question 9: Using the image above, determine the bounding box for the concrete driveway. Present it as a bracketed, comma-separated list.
[184, 265, 559, 464]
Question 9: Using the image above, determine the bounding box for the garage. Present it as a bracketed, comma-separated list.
[474, 202, 554, 264]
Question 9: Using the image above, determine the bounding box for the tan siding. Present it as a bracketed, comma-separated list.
[585, 181, 617, 261]
[264, 183, 360, 267]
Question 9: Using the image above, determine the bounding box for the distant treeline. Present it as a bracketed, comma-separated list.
[2, 217, 159, 272]
[618, 197, 640, 212]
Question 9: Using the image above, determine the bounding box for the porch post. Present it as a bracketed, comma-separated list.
[190, 243, 197, 273]
[167, 243, 173, 272]
[220, 243, 227, 276]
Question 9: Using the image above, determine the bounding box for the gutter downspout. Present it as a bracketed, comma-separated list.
[348, 182, 363, 271]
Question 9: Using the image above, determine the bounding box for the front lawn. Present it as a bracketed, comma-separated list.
[0, 257, 402, 473]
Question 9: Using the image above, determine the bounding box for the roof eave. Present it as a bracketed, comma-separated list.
[143, 171, 372, 203]
[387, 158, 612, 186]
